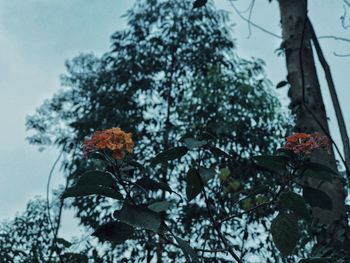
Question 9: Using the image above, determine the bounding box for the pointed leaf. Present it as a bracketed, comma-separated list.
[276, 80, 288, 89]
[253, 155, 287, 174]
[186, 168, 202, 201]
[271, 212, 299, 257]
[56, 238, 72, 248]
[62, 185, 123, 200]
[303, 186, 332, 210]
[114, 202, 161, 232]
[279, 191, 311, 221]
[151, 147, 188, 165]
[76, 170, 116, 187]
[210, 147, 231, 159]
[92, 221, 134, 244]
[174, 236, 200, 263]
[148, 201, 172, 213]
[135, 178, 172, 193]
[301, 162, 336, 182]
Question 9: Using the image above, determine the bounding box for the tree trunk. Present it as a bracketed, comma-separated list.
[278, 0, 350, 259]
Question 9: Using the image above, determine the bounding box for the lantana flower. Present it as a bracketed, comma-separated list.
[83, 127, 134, 160]
[284, 132, 330, 155]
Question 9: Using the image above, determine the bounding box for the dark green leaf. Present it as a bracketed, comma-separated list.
[303, 186, 332, 210]
[186, 168, 202, 201]
[186, 167, 215, 201]
[271, 212, 299, 257]
[56, 238, 72, 248]
[253, 155, 287, 174]
[62, 185, 123, 200]
[135, 178, 172, 193]
[301, 162, 336, 182]
[151, 147, 188, 165]
[92, 221, 134, 244]
[183, 138, 207, 149]
[279, 191, 311, 221]
[114, 202, 161, 232]
[148, 201, 172, 213]
[127, 160, 146, 172]
[210, 147, 231, 159]
[174, 236, 200, 263]
[276, 80, 288, 89]
[76, 170, 116, 187]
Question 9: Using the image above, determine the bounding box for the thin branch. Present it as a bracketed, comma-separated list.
[199, 180, 243, 263]
[246, 0, 256, 38]
[318, 35, 350, 43]
[334, 51, 350, 57]
[47, 147, 65, 263]
[308, 18, 350, 177]
[228, 0, 350, 49]
[228, 0, 282, 39]
[341, 4, 350, 29]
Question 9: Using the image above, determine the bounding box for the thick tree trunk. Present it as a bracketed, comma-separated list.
[278, 0, 350, 258]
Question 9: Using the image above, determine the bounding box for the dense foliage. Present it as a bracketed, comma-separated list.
[19, 0, 298, 262]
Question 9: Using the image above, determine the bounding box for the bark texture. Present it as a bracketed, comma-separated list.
[278, 0, 350, 259]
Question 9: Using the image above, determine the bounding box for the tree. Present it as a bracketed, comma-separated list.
[26, 0, 288, 261]
[0, 197, 88, 263]
[278, 0, 350, 260]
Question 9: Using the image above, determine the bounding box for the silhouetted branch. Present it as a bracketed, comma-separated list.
[334, 51, 350, 57]
[308, 18, 350, 177]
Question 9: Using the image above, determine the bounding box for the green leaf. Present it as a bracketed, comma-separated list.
[151, 147, 188, 165]
[253, 155, 287, 174]
[183, 138, 207, 149]
[92, 221, 134, 244]
[279, 191, 311, 221]
[148, 201, 172, 213]
[303, 186, 332, 210]
[127, 160, 146, 172]
[186, 167, 215, 201]
[76, 170, 116, 187]
[135, 178, 172, 193]
[186, 168, 202, 201]
[219, 167, 230, 181]
[62, 185, 123, 200]
[301, 162, 337, 182]
[271, 212, 299, 257]
[276, 80, 288, 89]
[210, 146, 231, 159]
[299, 258, 333, 263]
[174, 236, 200, 263]
[56, 238, 72, 248]
[113, 202, 161, 232]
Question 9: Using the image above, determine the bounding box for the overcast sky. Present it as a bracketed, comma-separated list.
[0, 0, 349, 238]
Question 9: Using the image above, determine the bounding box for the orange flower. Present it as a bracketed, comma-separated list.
[284, 132, 330, 155]
[83, 127, 134, 160]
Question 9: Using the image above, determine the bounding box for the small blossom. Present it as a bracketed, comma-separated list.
[284, 132, 330, 155]
[83, 127, 134, 160]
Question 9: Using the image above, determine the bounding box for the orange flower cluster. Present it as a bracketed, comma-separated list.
[284, 132, 330, 155]
[83, 127, 134, 160]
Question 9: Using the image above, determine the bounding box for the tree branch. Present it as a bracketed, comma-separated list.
[308, 18, 350, 177]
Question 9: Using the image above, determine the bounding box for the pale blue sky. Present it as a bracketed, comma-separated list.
[0, 0, 349, 238]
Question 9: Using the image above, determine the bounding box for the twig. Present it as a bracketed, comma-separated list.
[334, 52, 350, 57]
[228, 0, 281, 39]
[47, 147, 65, 263]
[199, 178, 243, 263]
[318, 35, 350, 43]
